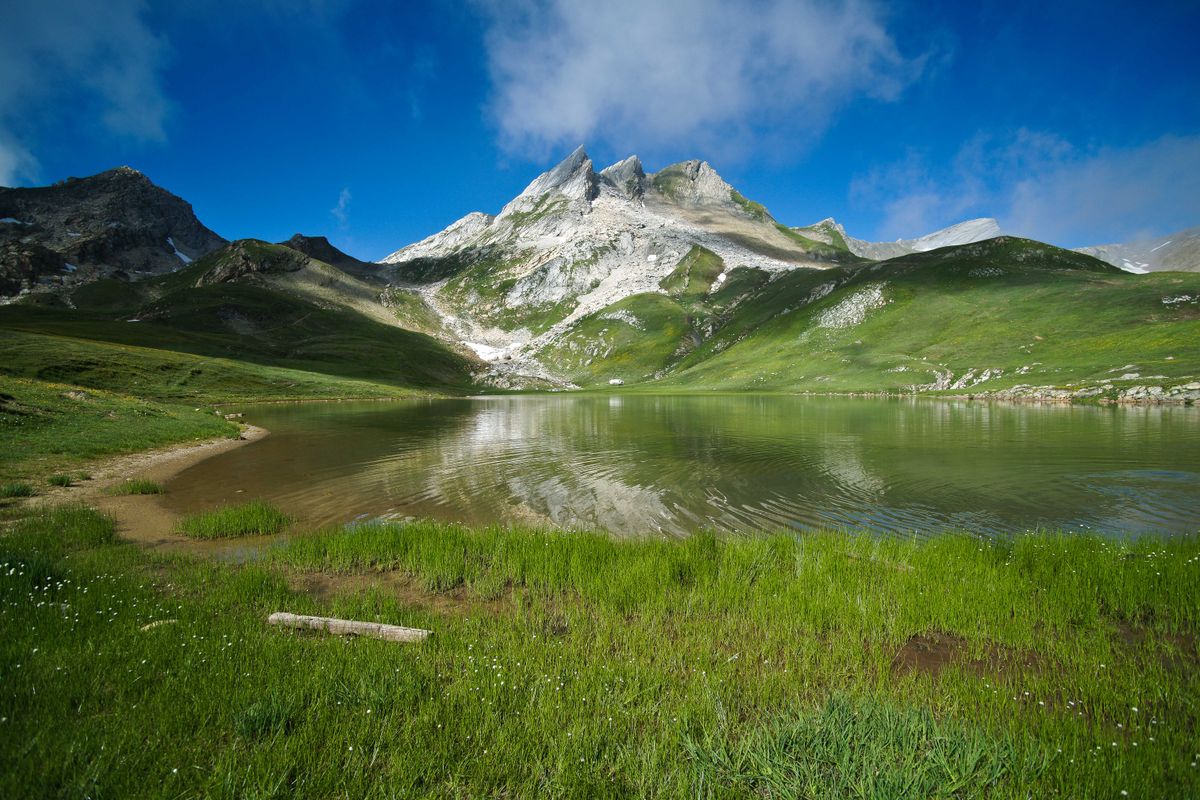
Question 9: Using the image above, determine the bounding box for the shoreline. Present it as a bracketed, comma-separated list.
[32, 423, 269, 548]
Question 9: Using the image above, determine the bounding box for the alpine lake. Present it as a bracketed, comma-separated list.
[163, 395, 1200, 538]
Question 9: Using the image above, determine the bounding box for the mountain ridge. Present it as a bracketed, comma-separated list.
[0, 167, 225, 296]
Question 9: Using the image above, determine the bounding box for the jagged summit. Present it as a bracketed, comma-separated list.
[807, 217, 1003, 260]
[1077, 225, 1200, 273]
[599, 155, 645, 200]
[379, 146, 854, 382]
[505, 145, 598, 210]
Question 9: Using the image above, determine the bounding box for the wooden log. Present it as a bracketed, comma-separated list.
[268, 612, 431, 643]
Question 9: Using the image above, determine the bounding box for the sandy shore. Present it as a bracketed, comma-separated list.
[33, 424, 269, 548]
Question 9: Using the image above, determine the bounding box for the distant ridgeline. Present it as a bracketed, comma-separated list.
[1, 153, 1198, 402]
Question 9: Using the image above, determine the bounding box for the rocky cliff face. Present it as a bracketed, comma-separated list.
[0, 167, 225, 297]
[381, 147, 856, 366]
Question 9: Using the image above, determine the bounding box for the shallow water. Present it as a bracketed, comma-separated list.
[164, 395, 1200, 537]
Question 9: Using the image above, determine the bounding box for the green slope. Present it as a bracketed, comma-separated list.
[544, 237, 1200, 393]
[665, 238, 1200, 393]
[1, 240, 478, 396]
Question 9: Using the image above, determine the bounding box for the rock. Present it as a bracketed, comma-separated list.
[0, 166, 225, 297]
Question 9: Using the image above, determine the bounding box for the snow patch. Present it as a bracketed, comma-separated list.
[167, 237, 192, 264]
[62, 263, 77, 273]
[464, 341, 509, 361]
[1162, 294, 1196, 306]
[0, 217, 30, 225]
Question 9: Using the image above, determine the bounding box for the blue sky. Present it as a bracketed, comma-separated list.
[2, 0, 1198, 259]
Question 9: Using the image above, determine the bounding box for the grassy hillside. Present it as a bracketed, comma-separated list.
[547, 238, 1200, 394]
[1, 240, 478, 394]
[0, 329, 433, 404]
[540, 293, 694, 384]
[0, 374, 237, 483]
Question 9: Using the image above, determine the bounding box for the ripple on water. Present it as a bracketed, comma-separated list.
[163, 396, 1200, 538]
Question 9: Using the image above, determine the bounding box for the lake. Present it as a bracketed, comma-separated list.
[164, 395, 1200, 537]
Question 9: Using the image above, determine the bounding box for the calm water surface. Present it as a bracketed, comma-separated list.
[164, 396, 1200, 537]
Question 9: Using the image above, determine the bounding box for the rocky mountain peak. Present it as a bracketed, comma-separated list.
[0, 166, 226, 296]
[509, 145, 598, 205]
[650, 159, 736, 207]
[599, 155, 646, 201]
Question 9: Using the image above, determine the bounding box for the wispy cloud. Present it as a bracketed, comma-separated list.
[0, 0, 170, 185]
[331, 187, 352, 228]
[852, 132, 1200, 246]
[477, 0, 924, 160]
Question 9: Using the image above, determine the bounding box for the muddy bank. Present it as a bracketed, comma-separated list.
[32, 424, 269, 550]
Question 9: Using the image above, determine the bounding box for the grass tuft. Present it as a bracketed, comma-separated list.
[176, 500, 290, 538]
[0, 482, 34, 498]
[47, 474, 73, 487]
[107, 479, 165, 496]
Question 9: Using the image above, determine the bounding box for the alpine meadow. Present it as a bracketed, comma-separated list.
[2, 2, 1198, 798]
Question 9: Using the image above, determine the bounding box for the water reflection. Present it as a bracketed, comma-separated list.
[164, 396, 1200, 537]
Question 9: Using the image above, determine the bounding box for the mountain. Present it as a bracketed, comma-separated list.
[381, 147, 859, 372]
[0, 167, 226, 297]
[1, 237, 476, 392]
[278, 233, 382, 282]
[541, 236, 1200, 401]
[1076, 226, 1200, 273]
[793, 217, 1003, 260]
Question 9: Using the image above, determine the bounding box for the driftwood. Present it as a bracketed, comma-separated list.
[268, 612, 431, 643]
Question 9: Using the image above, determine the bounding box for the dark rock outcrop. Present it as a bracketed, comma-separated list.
[0, 166, 226, 296]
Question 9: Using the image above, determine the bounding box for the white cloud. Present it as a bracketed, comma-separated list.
[0, 0, 168, 185]
[0, 134, 38, 187]
[477, 0, 922, 158]
[331, 187, 352, 227]
[852, 132, 1200, 246]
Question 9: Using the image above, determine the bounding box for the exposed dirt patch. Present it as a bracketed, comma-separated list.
[288, 571, 512, 618]
[890, 631, 1040, 677]
[1114, 621, 1198, 669]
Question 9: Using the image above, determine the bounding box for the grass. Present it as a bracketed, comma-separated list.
[1, 506, 1197, 797]
[0, 328, 433, 406]
[1, 241, 476, 394]
[539, 293, 693, 383]
[0, 482, 34, 498]
[107, 479, 165, 496]
[659, 245, 725, 299]
[729, 189, 771, 221]
[47, 474, 73, 487]
[0, 374, 237, 483]
[175, 500, 290, 538]
[650, 237, 1200, 394]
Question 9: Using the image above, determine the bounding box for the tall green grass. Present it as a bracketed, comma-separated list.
[2, 507, 1197, 797]
[106, 479, 165, 496]
[0, 482, 34, 498]
[176, 500, 290, 538]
